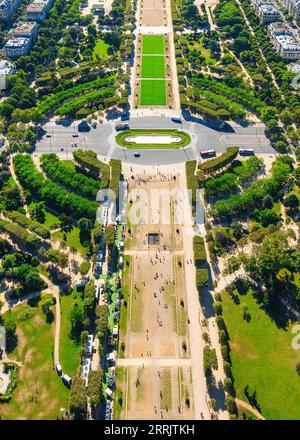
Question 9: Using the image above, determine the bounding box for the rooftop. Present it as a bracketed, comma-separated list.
[13, 21, 37, 35]
[4, 37, 30, 48]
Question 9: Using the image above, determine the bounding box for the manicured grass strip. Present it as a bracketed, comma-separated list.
[140, 79, 167, 105]
[142, 35, 165, 54]
[115, 129, 191, 149]
[141, 56, 165, 78]
[222, 289, 300, 420]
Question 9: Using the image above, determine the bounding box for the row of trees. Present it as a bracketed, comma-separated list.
[40, 153, 100, 200]
[13, 154, 98, 220]
[205, 157, 264, 197]
[4, 210, 50, 239]
[212, 156, 293, 219]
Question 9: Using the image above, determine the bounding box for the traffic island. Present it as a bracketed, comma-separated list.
[115, 129, 191, 149]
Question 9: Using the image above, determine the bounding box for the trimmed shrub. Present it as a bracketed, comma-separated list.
[196, 268, 209, 289]
[193, 235, 207, 267]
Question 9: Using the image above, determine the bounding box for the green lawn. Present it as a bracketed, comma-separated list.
[59, 290, 83, 376]
[93, 39, 109, 60]
[140, 79, 167, 105]
[222, 289, 300, 419]
[116, 129, 191, 149]
[141, 56, 165, 78]
[28, 201, 60, 229]
[52, 227, 89, 256]
[142, 35, 164, 54]
[1, 299, 70, 419]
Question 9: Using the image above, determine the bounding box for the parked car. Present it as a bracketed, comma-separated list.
[55, 363, 62, 376]
[62, 374, 72, 388]
[115, 123, 129, 132]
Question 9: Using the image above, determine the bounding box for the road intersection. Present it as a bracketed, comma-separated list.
[35, 116, 275, 166]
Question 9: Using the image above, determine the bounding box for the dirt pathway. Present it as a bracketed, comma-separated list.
[236, 397, 266, 420]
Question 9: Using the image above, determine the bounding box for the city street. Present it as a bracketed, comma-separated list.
[34, 116, 275, 165]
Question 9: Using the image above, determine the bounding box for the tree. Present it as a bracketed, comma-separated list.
[78, 218, 91, 233]
[105, 225, 115, 246]
[284, 194, 299, 211]
[4, 319, 16, 338]
[88, 370, 103, 406]
[41, 297, 54, 315]
[69, 377, 87, 418]
[262, 194, 273, 209]
[224, 377, 234, 395]
[46, 249, 69, 269]
[225, 396, 237, 415]
[69, 304, 84, 341]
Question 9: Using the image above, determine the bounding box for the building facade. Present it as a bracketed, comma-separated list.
[282, 0, 300, 20]
[269, 22, 300, 60]
[26, 0, 53, 21]
[3, 37, 31, 57]
[0, 0, 22, 22]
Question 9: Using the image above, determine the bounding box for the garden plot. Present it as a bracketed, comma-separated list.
[140, 79, 167, 105]
[142, 35, 165, 55]
[141, 56, 165, 78]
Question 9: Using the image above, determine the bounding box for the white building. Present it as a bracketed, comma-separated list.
[268, 22, 300, 60]
[256, 1, 281, 23]
[26, 0, 53, 21]
[281, 0, 300, 20]
[3, 37, 31, 57]
[0, 0, 22, 22]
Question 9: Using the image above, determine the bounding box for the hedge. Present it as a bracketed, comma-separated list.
[185, 160, 198, 206]
[203, 346, 218, 376]
[13, 155, 98, 220]
[109, 159, 122, 199]
[55, 88, 115, 117]
[0, 219, 40, 249]
[193, 235, 207, 267]
[73, 150, 110, 188]
[196, 268, 209, 289]
[4, 210, 50, 239]
[40, 153, 100, 199]
[198, 147, 239, 177]
[38, 77, 115, 115]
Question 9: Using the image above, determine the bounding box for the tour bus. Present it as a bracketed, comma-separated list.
[200, 149, 216, 158]
[239, 148, 254, 156]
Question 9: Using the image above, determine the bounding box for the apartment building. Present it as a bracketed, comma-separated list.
[251, 0, 281, 23]
[281, 0, 300, 20]
[258, 2, 281, 22]
[268, 22, 300, 59]
[3, 37, 31, 57]
[13, 21, 38, 39]
[26, 0, 53, 22]
[0, 0, 22, 22]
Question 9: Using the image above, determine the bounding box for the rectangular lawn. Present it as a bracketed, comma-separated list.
[142, 35, 165, 54]
[140, 79, 166, 105]
[141, 55, 165, 78]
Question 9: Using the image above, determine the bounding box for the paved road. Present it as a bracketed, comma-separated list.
[35, 116, 275, 166]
